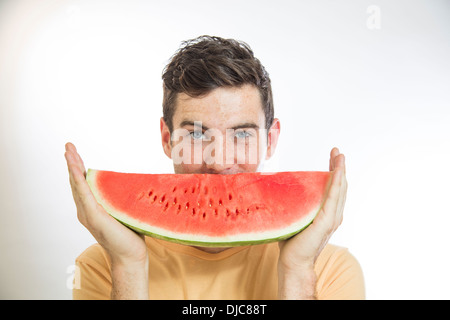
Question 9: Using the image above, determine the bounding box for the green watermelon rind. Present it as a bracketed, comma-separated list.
[114, 214, 317, 247]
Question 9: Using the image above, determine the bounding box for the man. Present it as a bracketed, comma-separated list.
[65, 35, 364, 299]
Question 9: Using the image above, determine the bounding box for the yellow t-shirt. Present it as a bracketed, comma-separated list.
[73, 237, 365, 300]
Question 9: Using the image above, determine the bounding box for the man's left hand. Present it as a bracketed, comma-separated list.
[277, 147, 347, 299]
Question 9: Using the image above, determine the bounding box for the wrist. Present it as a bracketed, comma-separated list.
[110, 254, 148, 270]
[110, 257, 149, 300]
[277, 264, 317, 300]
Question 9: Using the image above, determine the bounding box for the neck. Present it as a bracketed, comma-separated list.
[192, 246, 230, 254]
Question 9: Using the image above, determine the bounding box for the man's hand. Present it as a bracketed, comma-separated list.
[277, 147, 347, 299]
[64, 142, 149, 299]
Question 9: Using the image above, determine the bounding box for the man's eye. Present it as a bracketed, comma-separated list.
[235, 131, 250, 139]
[190, 131, 205, 140]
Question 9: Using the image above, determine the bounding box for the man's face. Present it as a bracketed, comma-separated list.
[161, 84, 279, 174]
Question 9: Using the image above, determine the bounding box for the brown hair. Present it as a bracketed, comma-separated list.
[162, 35, 274, 133]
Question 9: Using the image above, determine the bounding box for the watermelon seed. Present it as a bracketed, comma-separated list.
[214, 209, 218, 216]
[152, 195, 157, 203]
[185, 202, 190, 210]
[160, 195, 166, 203]
[173, 197, 177, 205]
[192, 208, 196, 215]
[192, 186, 196, 193]
[184, 189, 188, 194]
[228, 194, 232, 201]
[148, 190, 153, 197]
[219, 199, 223, 206]
[172, 186, 177, 192]
[226, 209, 230, 216]
[177, 204, 181, 213]
[235, 208, 239, 215]
[164, 202, 169, 211]
[204, 187, 208, 195]
[202, 212, 206, 219]
[208, 199, 213, 207]
[246, 208, 250, 214]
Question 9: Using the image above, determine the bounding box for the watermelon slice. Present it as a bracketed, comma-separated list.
[86, 170, 332, 247]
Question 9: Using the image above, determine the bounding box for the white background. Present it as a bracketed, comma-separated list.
[0, 0, 449, 299]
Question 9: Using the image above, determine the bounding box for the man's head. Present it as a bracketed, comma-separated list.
[160, 35, 280, 174]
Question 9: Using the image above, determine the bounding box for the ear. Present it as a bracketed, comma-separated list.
[265, 118, 280, 160]
[160, 117, 172, 159]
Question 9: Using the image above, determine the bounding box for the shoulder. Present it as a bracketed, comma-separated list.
[73, 243, 112, 300]
[316, 244, 360, 269]
[315, 244, 365, 300]
[76, 243, 111, 270]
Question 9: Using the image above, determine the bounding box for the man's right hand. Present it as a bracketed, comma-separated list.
[65, 142, 149, 299]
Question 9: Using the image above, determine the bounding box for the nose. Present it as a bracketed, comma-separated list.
[203, 139, 236, 174]
[205, 161, 235, 174]
[204, 152, 236, 174]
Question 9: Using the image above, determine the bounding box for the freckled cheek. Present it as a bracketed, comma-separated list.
[233, 139, 262, 165]
[170, 141, 201, 174]
[170, 140, 202, 165]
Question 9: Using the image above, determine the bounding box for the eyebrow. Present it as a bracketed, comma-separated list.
[179, 120, 260, 131]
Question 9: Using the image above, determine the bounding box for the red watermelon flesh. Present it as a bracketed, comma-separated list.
[86, 170, 332, 247]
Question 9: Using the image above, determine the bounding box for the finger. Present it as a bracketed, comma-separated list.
[335, 167, 347, 228]
[65, 148, 96, 210]
[65, 143, 81, 172]
[65, 152, 87, 197]
[65, 149, 84, 185]
[316, 153, 347, 234]
[73, 149, 86, 177]
[334, 153, 346, 174]
[65, 142, 86, 177]
[327, 167, 342, 210]
[78, 156, 87, 177]
[329, 147, 340, 171]
[333, 153, 348, 226]
[65, 142, 76, 153]
[318, 167, 342, 229]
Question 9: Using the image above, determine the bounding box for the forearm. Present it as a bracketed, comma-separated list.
[110, 260, 149, 300]
[277, 265, 317, 300]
